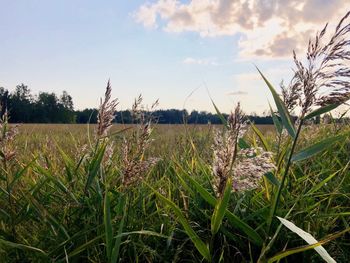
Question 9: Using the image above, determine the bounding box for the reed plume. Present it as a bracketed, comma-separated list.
[121, 96, 160, 188]
[287, 11, 350, 116]
[280, 80, 301, 112]
[96, 80, 118, 138]
[212, 103, 274, 197]
[232, 147, 275, 192]
[0, 109, 19, 162]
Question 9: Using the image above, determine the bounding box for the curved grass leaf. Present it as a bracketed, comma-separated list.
[147, 184, 211, 261]
[34, 165, 78, 204]
[85, 143, 106, 192]
[238, 138, 250, 149]
[256, 67, 295, 138]
[211, 178, 231, 235]
[68, 230, 169, 258]
[269, 222, 350, 263]
[9, 158, 37, 190]
[114, 230, 169, 240]
[292, 132, 350, 162]
[69, 234, 104, 257]
[307, 168, 343, 194]
[269, 103, 282, 134]
[264, 172, 280, 187]
[276, 217, 336, 263]
[104, 191, 113, 262]
[177, 171, 263, 246]
[250, 122, 270, 151]
[304, 104, 340, 120]
[211, 98, 228, 128]
[110, 195, 126, 263]
[0, 238, 47, 256]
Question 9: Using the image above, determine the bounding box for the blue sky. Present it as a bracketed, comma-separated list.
[0, 0, 347, 113]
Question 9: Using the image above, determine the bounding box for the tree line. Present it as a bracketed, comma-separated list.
[0, 84, 275, 124]
[0, 84, 75, 123]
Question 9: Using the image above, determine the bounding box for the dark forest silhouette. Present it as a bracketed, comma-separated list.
[0, 84, 275, 124]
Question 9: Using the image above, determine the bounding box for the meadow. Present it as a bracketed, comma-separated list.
[1, 11, 350, 263]
[0, 110, 349, 262]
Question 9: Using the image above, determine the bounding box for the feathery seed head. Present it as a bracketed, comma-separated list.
[120, 96, 160, 188]
[212, 103, 248, 197]
[0, 109, 19, 162]
[212, 103, 274, 196]
[96, 80, 118, 138]
[232, 147, 275, 192]
[290, 11, 350, 116]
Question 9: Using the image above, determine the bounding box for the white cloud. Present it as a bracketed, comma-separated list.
[227, 90, 248, 95]
[133, 0, 348, 58]
[183, 57, 218, 66]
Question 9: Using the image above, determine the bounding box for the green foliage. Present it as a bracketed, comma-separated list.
[0, 119, 349, 262]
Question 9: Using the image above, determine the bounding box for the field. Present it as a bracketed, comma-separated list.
[3, 2, 350, 263]
[0, 116, 350, 262]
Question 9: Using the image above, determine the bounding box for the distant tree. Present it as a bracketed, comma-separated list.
[8, 84, 33, 122]
[75, 108, 98, 123]
[59, 91, 75, 123]
[0, 87, 9, 116]
[35, 92, 60, 122]
[60, 91, 74, 110]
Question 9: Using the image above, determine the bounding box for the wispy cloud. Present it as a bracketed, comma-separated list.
[227, 91, 248, 96]
[183, 57, 218, 66]
[133, 0, 347, 58]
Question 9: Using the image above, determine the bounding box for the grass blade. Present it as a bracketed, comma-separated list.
[292, 132, 350, 162]
[250, 122, 270, 151]
[110, 195, 126, 263]
[269, 224, 350, 263]
[304, 104, 340, 120]
[178, 172, 263, 246]
[85, 143, 106, 192]
[104, 191, 113, 262]
[0, 238, 47, 256]
[211, 178, 231, 235]
[269, 102, 282, 134]
[211, 98, 228, 128]
[277, 217, 336, 263]
[147, 184, 211, 261]
[256, 67, 295, 138]
[264, 172, 280, 187]
[9, 157, 37, 190]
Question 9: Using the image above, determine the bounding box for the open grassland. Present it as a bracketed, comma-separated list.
[2, 12, 350, 261]
[0, 120, 349, 262]
[15, 124, 275, 165]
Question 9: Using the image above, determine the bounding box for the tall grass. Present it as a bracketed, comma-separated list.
[1, 11, 350, 263]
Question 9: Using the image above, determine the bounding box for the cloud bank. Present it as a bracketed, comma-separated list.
[133, 0, 347, 58]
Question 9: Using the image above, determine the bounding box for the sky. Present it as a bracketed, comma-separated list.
[0, 0, 348, 114]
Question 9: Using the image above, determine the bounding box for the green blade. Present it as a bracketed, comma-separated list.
[256, 67, 295, 138]
[211, 178, 232, 235]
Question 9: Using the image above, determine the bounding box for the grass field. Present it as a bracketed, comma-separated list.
[0, 115, 350, 262]
[3, 18, 350, 259]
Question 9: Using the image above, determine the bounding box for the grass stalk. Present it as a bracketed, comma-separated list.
[267, 119, 304, 235]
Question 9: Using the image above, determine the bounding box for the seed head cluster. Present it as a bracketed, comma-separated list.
[212, 103, 275, 197]
[96, 80, 118, 138]
[0, 110, 19, 162]
[121, 96, 160, 188]
[232, 147, 275, 192]
[284, 11, 350, 116]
